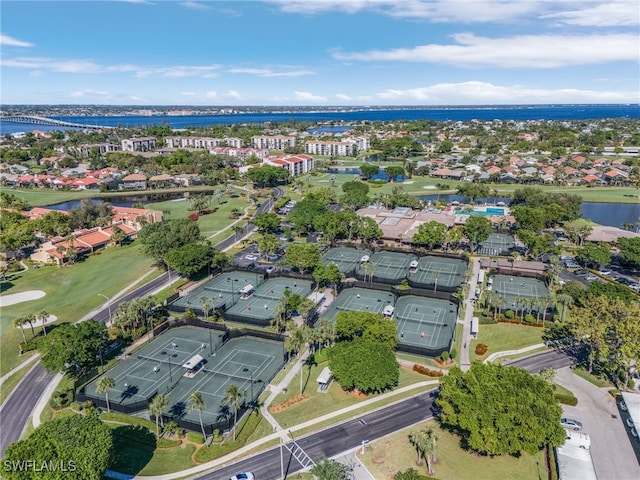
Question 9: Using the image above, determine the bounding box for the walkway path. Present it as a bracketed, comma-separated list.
[483, 343, 546, 364]
[459, 257, 481, 371]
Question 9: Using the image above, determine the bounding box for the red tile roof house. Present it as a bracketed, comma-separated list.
[30, 223, 137, 265]
[120, 173, 147, 190]
[604, 169, 629, 185]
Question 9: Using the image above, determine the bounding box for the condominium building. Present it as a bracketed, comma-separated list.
[163, 136, 244, 149]
[304, 136, 370, 156]
[251, 135, 296, 150]
[121, 137, 157, 152]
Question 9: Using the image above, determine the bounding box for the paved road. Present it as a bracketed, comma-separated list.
[556, 368, 640, 480]
[193, 350, 573, 479]
[0, 362, 54, 456]
[195, 393, 436, 480]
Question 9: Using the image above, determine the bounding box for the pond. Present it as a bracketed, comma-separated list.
[44, 192, 188, 211]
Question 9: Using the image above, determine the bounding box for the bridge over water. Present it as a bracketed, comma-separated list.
[0, 115, 113, 130]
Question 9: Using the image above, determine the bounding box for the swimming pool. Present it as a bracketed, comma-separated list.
[456, 207, 505, 216]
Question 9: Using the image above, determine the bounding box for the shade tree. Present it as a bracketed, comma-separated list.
[437, 362, 565, 456]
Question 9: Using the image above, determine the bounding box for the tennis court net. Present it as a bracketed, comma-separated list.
[203, 286, 235, 294]
[253, 291, 280, 300]
[137, 353, 184, 366]
[201, 367, 251, 383]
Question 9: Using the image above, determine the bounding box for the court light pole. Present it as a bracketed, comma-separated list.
[227, 277, 234, 301]
[97, 293, 111, 324]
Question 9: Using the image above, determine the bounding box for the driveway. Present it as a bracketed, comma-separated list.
[556, 368, 640, 480]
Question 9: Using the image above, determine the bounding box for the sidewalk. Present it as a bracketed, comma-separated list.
[135, 379, 440, 480]
[483, 343, 546, 364]
[459, 257, 481, 371]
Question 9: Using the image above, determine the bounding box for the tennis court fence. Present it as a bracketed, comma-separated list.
[344, 281, 460, 303]
[76, 387, 157, 415]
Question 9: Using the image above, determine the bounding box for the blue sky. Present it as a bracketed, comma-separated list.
[1, 0, 638, 105]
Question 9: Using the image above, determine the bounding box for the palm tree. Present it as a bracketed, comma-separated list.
[15, 316, 27, 344]
[199, 296, 210, 322]
[24, 313, 36, 339]
[433, 271, 441, 292]
[556, 293, 573, 322]
[37, 310, 49, 336]
[510, 252, 519, 273]
[232, 224, 244, 242]
[223, 384, 246, 442]
[96, 376, 115, 413]
[188, 391, 207, 439]
[409, 430, 427, 467]
[423, 428, 437, 476]
[149, 394, 169, 437]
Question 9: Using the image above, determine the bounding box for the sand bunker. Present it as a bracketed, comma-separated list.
[0, 290, 46, 307]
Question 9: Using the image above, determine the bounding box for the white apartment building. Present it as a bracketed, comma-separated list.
[76, 143, 120, 157]
[304, 136, 370, 156]
[264, 154, 314, 176]
[251, 135, 296, 150]
[210, 147, 269, 162]
[121, 137, 157, 152]
[163, 136, 244, 149]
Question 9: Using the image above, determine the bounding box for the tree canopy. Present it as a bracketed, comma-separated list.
[284, 243, 320, 274]
[340, 180, 370, 210]
[413, 221, 447, 250]
[137, 219, 202, 265]
[462, 216, 492, 252]
[335, 310, 398, 349]
[617, 237, 640, 268]
[437, 362, 565, 456]
[251, 212, 281, 233]
[245, 164, 291, 187]
[328, 336, 399, 394]
[1, 410, 113, 480]
[39, 320, 109, 374]
[165, 243, 213, 277]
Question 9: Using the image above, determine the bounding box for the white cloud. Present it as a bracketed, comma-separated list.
[205, 91, 218, 98]
[336, 93, 374, 102]
[181, 91, 197, 97]
[294, 91, 327, 102]
[334, 33, 639, 68]
[269, 0, 545, 23]
[540, 1, 640, 27]
[179, 2, 211, 10]
[373, 81, 638, 104]
[0, 34, 34, 47]
[225, 90, 242, 100]
[227, 67, 314, 77]
[69, 89, 110, 98]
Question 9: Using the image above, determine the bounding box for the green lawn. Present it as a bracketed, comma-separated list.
[359, 421, 546, 480]
[271, 360, 428, 429]
[0, 243, 155, 376]
[470, 323, 545, 361]
[146, 194, 252, 238]
[5, 185, 218, 207]
[305, 173, 640, 204]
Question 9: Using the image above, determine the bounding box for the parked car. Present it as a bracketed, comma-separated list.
[598, 270, 612, 276]
[265, 266, 276, 274]
[227, 473, 255, 480]
[632, 427, 638, 438]
[561, 418, 583, 431]
[619, 401, 628, 411]
[266, 253, 280, 261]
[574, 269, 588, 276]
[626, 417, 635, 428]
[245, 254, 259, 261]
[584, 274, 597, 281]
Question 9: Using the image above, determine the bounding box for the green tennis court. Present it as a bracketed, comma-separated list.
[83, 326, 284, 434]
[225, 277, 313, 322]
[478, 233, 516, 256]
[170, 271, 264, 314]
[395, 296, 457, 350]
[357, 251, 417, 283]
[491, 274, 550, 310]
[321, 247, 371, 276]
[321, 287, 395, 323]
[407, 256, 467, 290]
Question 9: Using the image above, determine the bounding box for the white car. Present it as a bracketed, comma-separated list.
[620, 401, 628, 411]
[627, 417, 636, 428]
[245, 254, 259, 261]
[561, 418, 583, 431]
[360, 255, 370, 263]
[227, 474, 255, 480]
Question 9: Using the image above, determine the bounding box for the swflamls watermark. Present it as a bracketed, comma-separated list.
[4, 460, 77, 472]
